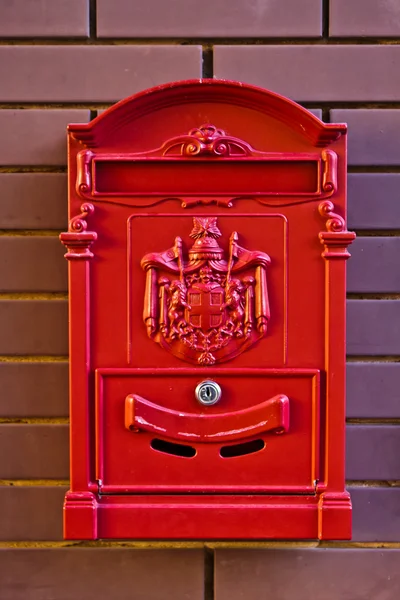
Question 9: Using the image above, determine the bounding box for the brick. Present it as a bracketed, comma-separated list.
[0, 300, 68, 355]
[348, 237, 400, 293]
[0, 46, 202, 103]
[350, 486, 400, 542]
[0, 174, 68, 230]
[0, 363, 69, 418]
[0, 486, 67, 541]
[0, 0, 89, 38]
[214, 46, 400, 102]
[347, 425, 400, 480]
[0, 110, 89, 166]
[0, 549, 204, 600]
[330, 0, 400, 37]
[347, 363, 400, 419]
[347, 300, 400, 355]
[0, 425, 69, 479]
[348, 174, 400, 230]
[0, 237, 67, 292]
[97, 0, 322, 38]
[331, 110, 400, 166]
[215, 548, 400, 600]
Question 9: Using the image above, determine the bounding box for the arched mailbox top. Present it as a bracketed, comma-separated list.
[68, 79, 345, 149]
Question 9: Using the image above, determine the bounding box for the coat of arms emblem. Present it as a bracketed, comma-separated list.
[141, 218, 271, 365]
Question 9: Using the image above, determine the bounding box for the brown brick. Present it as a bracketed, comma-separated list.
[0, 363, 69, 418]
[0, 0, 89, 38]
[347, 363, 400, 419]
[0, 238, 67, 292]
[0, 46, 202, 103]
[0, 486, 66, 541]
[0, 174, 68, 230]
[0, 549, 204, 600]
[348, 174, 400, 229]
[347, 300, 400, 355]
[0, 425, 69, 479]
[351, 486, 400, 542]
[0, 300, 68, 355]
[331, 109, 400, 166]
[0, 110, 89, 166]
[97, 0, 322, 38]
[330, 0, 400, 37]
[214, 46, 400, 102]
[347, 425, 400, 480]
[215, 549, 400, 600]
[348, 237, 400, 293]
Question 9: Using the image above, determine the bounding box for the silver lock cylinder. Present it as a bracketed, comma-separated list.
[195, 380, 222, 406]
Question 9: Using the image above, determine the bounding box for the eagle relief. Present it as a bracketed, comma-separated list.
[141, 218, 271, 365]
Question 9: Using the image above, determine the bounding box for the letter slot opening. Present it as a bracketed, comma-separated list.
[220, 438, 265, 458]
[150, 438, 197, 458]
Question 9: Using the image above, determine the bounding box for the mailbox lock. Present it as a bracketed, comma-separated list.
[195, 380, 222, 406]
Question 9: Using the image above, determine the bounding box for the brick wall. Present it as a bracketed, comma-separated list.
[1, 1, 400, 598]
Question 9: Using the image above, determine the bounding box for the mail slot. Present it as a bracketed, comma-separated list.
[60, 79, 355, 540]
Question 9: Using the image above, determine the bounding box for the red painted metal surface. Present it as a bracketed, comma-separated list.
[60, 79, 355, 540]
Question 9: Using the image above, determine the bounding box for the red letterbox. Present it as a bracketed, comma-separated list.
[61, 80, 355, 540]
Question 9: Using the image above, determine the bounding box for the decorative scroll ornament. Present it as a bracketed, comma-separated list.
[162, 124, 253, 157]
[69, 202, 95, 232]
[318, 200, 345, 232]
[141, 217, 271, 365]
[60, 203, 97, 260]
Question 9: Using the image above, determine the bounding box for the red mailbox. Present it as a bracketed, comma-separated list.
[61, 80, 355, 540]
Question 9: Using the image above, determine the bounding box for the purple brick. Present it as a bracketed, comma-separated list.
[347, 300, 400, 355]
[0, 300, 68, 355]
[0, 110, 89, 166]
[348, 174, 400, 229]
[348, 237, 400, 293]
[97, 0, 322, 38]
[347, 363, 400, 418]
[350, 486, 400, 542]
[214, 46, 400, 102]
[0, 363, 69, 418]
[0, 0, 88, 38]
[0, 46, 202, 103]
[347, 425, 400, 480]
[0, 238, 67, 292]
[0, 174, 68, 230]
[0, 549, 204, 600]
[0, 486, 67, 541]
[0, 425, 69, 479]
[331, 110, 400, 166]
[330, 0, 400, 37]
[215, 549, 400, 600]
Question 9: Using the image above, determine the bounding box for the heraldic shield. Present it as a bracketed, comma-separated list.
[141, 217, 271, 365]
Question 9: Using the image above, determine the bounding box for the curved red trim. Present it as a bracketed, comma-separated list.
[125, 393, 289, 443]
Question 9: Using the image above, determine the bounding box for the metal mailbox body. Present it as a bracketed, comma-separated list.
[61, 80, 355, 540]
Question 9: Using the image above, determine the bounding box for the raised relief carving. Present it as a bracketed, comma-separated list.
[162, 124, 253, 157]
[141, 217, 271, 365]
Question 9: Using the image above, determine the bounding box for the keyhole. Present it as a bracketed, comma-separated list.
[195, 380, 222, 406]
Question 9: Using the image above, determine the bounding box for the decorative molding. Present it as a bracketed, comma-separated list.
[318, 200, 345, 233]
[76, 150, 93, 199]
[60, 203, 97, 260]
[162, 124, 253, 157]
[69, 202, 95, 232]
[321, 150, 337, 193]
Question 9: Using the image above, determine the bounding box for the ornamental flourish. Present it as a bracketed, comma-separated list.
[141, 217, 271, 365]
